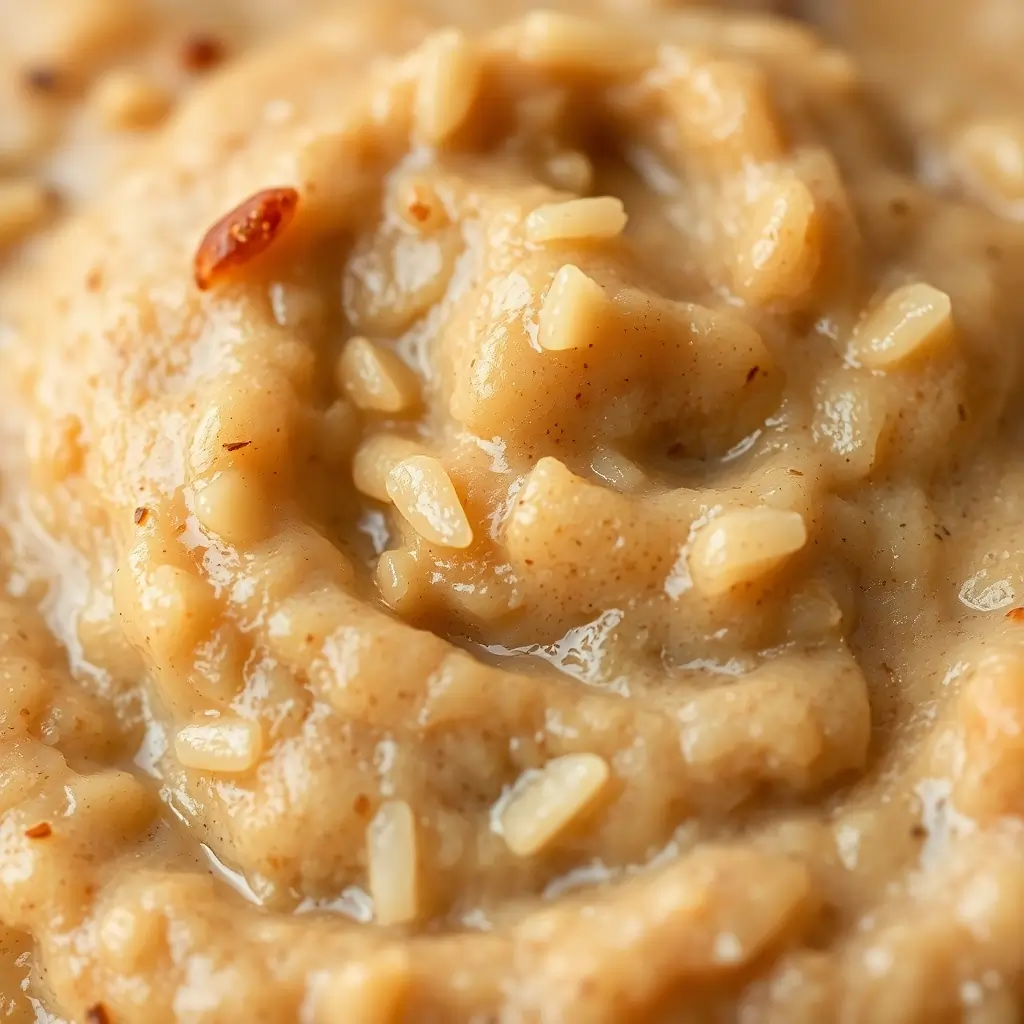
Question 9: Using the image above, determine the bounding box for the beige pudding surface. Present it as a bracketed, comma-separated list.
[2, 0, 1024, 1022]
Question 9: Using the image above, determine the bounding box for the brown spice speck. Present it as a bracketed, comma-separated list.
[133, 506, 149, 525]
[182, 34, 227, 73]
[85, 1005, 111, 1024]
[408, 199, 432, 223]
[25, 822, 52, 840]
[909, 823, 927, 839]
[353, 794, 371, 816]
[1006, 607, 1024, 622]
[222, 440, 251, 452]
[745, 365, 760, 383]
[193, 187, 299, 291]
[23, 66, 61, 94]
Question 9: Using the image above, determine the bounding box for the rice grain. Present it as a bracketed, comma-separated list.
[500, 754, 610, 857]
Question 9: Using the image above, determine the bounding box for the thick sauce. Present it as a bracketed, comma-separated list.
[1, 1, 1024, 1022]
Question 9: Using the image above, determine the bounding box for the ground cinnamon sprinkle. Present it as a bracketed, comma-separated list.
[182, 34, 227, 73]
[23, 66, 61, 94]
[193, 187, 299, 291]
[408, 199, 432, 222]
[85, 1005, 110, 1024]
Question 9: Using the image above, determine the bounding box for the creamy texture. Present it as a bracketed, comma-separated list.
[2, 1, 1024, 1022]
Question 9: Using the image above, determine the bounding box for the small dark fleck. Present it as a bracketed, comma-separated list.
[23, 66, 61, 94]
[407, 198, 432, 223]
[889, 197, 909, 216]
[25, 822, 52, 840]
[909, 824, 927, 840]
[353, 794, 371, 816]
[957, 403, 967, 422]
[182, 34, 227, 73]
[85, 1006, 110, 1024]
[787, 468, 804, 477]
[666, 442, 684, 458]
[222, 440, 251, 452]
[745, 365, 760, 383]
[133, 507, 149, 526]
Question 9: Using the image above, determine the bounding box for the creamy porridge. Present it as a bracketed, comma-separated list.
[1, 0, 1024, 1022]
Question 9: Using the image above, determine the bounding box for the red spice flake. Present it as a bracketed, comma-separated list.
[353, 794, 371, 816]
[133, 506, 150, 525]
[193, 187, 300, 291]
[181, 33, 227, 72]
[1006, 607, 1024, 622]
[222, 440, 251, 452]
[24, 822, 52, 840]
[85, 1005, 111, 1024]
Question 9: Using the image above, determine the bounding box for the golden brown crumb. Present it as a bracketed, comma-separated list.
[222, 441, 251, 452]
[193, 188, 299, 291]
[133, 506, 150, 525]
[1005, 607, 1024, 622]
[85, 1005, 110, 1024]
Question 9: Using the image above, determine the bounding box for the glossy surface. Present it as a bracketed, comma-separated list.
[1, 0, 1024, 1021]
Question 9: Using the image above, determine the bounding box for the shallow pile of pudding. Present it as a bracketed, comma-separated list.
[1, 1, 1024, 1021]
